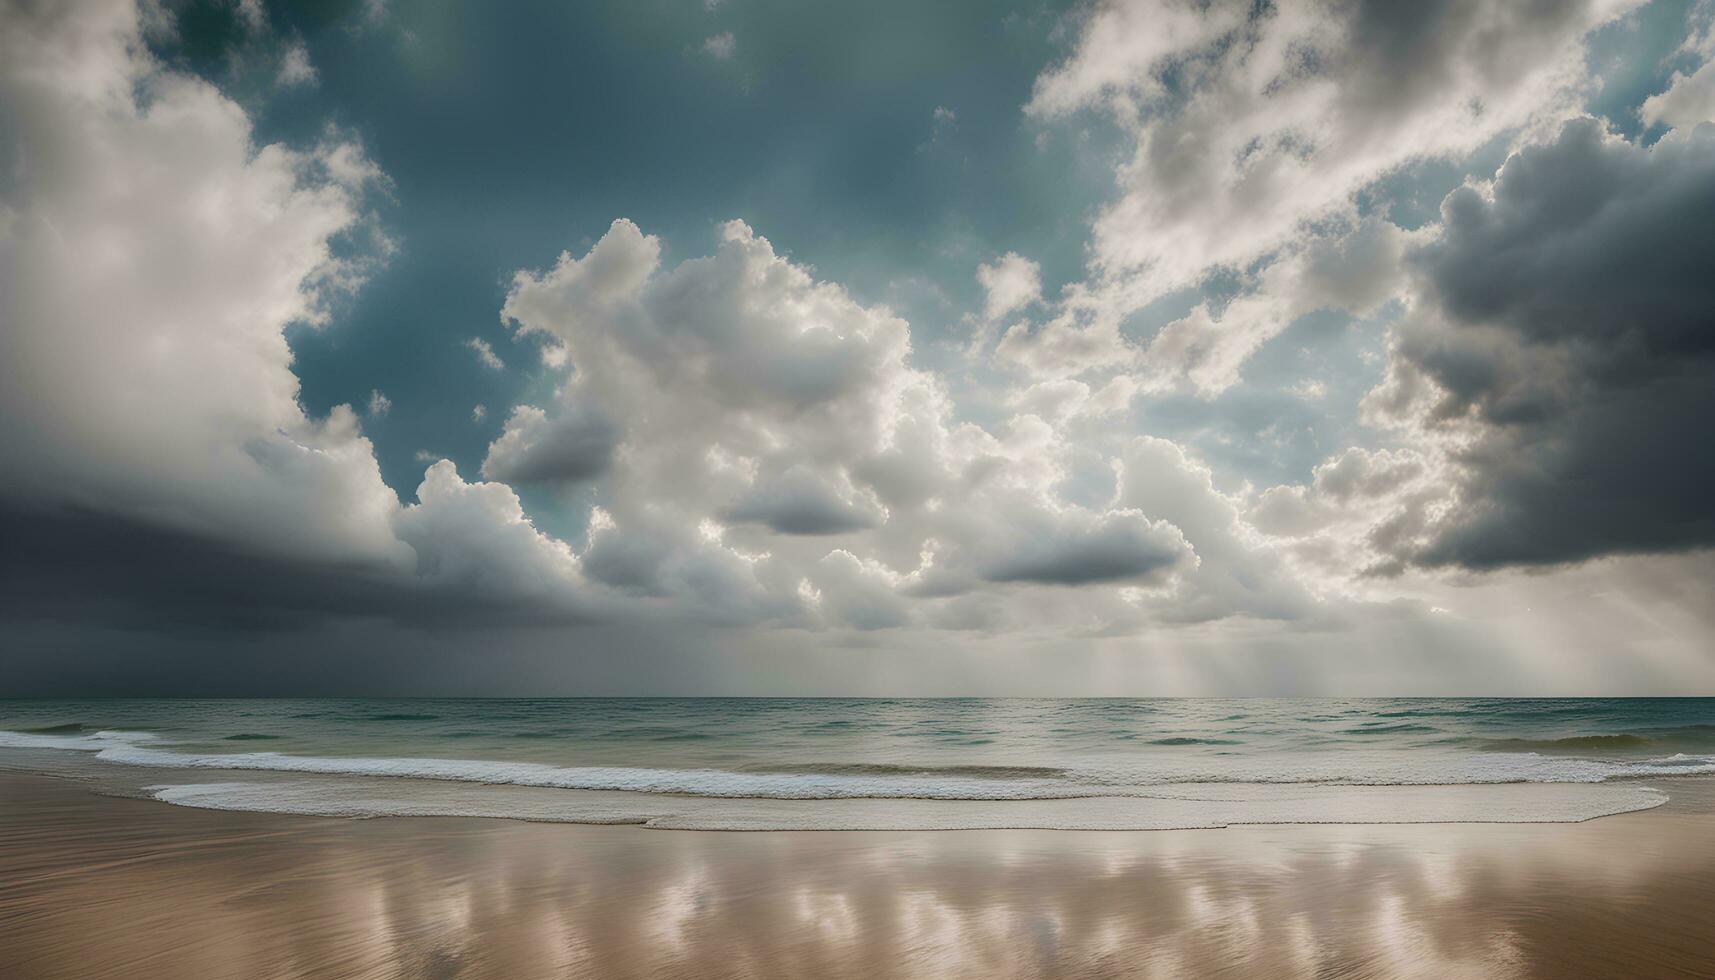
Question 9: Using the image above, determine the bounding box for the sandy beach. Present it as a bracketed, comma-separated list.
[3, 771, 1714, 979]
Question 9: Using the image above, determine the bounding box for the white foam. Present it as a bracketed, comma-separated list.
[0, 729, 159, 750]
[145, 778, 1669, 831]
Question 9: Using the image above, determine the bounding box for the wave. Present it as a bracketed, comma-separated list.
[1483, 734, 1657, 752]
[1479, 726, 1715, 754]
[743, 762, 1069, 779]
[0, 729, 158, 749]
[4, 728, 1714, 802]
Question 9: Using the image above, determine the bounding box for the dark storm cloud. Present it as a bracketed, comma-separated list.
[0, 503, 591, 634]
[1336, 0, 1610, 126]
[1376, 117, 1715, 569]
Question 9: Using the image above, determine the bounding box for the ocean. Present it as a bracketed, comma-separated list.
[3, 698, 1713, 830]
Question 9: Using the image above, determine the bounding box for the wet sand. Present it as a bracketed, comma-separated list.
[4, 771, 1715, 979]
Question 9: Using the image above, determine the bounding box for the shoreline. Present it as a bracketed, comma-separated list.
[6, 770, 1715, 978]
[0, 740, 1690, 832]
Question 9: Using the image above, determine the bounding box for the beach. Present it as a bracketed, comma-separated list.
[5, 770, 1715, 979]
[6, 1, 1715, 977]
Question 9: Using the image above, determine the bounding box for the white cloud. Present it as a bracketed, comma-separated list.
[1642, 61, 1715, 128]
[234, 0, 265, 33]
[1137, 217, 1409, 394]
[466, 336, 505, 370]
[975, 252, 1041, 322]
[395, 460, 588, 607]
[808, 550, 912, 630]
[1641, 5, 1715, 129]
[277, 39, 316, 88]
[703, 31, 735, 59]
[366, 389, 391, 416]
[1026, 0, 1244, 118]
[489, 218, 1288, 633]
[1115, 437, 1317, 622]
[1009, 380, 1089, 424]
[0, 0, 404, 568]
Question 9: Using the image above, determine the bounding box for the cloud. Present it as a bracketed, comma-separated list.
[2, 0, 1253, 653]
[975, 508, 1189, 586]
[703, 31, 735, 59]
[277, 39, 317, 88]
[8, 0, 1715, 694]
[494, 217, 932, 614]
[976, 252, 1041, 322]
[723, 466, 883, 535]
[1254, 114, 1715, 581]
[1643, 60, 1715, 128]
[492, 219, 1269, 632]
[1247, 448, 1438, 580]
[1115, 437, 1317, 622]
[1137, 216, 1409, 394]
[0, 0, 602, 628]
[499, 219, 926, 524]
[394, 461, 589, 607]
[1358, 117, 1715, 570]
[480, 404, 616, 486]
[234, 0, 265, 34]
[466, 336, 505, 370]
[1025, 0, 1243, 117]
[1641, 13, 1715, 129]
[806, 550, 912, 630]
[1008, 0, 1640, 387]
[0, 0, 405, 569]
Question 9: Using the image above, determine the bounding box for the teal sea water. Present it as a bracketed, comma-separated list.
[3, 699, 1712, 829]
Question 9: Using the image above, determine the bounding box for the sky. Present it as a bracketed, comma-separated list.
[3, 0, 1715, 695]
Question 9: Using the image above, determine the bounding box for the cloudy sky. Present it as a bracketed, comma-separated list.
[4, 0, 1714, 695]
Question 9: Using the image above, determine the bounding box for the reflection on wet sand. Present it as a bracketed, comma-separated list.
[3, 773, 1714, 979]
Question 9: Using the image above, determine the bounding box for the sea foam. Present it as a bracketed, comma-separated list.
[3, 727, 1712, 801]
[143, 778, 1669, 831]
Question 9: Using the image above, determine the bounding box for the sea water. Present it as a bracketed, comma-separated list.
[2, 698, 1711, 829]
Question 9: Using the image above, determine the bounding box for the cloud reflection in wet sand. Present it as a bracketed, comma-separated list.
[3, 774, 1714, 979]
